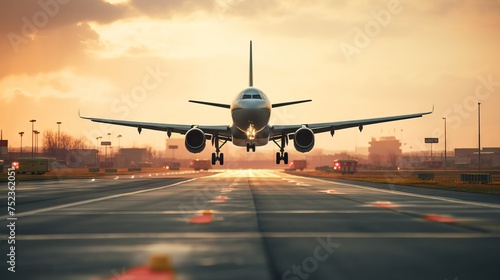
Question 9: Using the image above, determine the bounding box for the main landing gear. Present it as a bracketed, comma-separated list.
[211, 152, 223, 165]
[273, 134, 288, 164]
[211, 134, 227, 165]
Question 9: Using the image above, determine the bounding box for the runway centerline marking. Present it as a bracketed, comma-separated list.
[0, 178, 197, 220]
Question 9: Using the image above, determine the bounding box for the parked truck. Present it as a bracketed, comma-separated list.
[164, 162, 181, 170]
[333, 159, 358, 175]
[190, 159, 211, 171]
[15, 157, 50, 174]
[289, 160, 307, 171]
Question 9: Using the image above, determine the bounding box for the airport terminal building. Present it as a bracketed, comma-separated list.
[455, 147, 500, 168]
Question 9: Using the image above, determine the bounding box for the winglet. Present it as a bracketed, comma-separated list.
[423, 105, 434, 115]
[78, 109, 91, 120]
[249, 40, 253, 87]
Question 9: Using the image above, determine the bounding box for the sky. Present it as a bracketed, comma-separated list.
[1, 0, 499, 155]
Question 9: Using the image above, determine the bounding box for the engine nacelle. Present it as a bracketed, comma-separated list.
[293, 127, 315, 153]
[185, 128, 206, 153]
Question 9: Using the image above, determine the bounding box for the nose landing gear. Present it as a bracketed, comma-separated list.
[246, 143, 256, 152]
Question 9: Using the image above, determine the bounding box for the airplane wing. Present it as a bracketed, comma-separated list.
[188, 100, 231, 109]
[271, 107, 433, 139]
[272, 99, 312, 108]
[79, 114, 231, 139]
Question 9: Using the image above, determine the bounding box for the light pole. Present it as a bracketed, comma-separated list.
[57, 121, 62, 158]
[442, 117, 447, 168]
[19, 132, 24, 158]
[30, 119, 36, 157]
[117, 135, 122, 149]
[96, 136, 102, 166]
[478, 102, 481, 171]
[117, 135, 122, 167]
[106, 133, 111, 163]
[34, 130, 40, 157]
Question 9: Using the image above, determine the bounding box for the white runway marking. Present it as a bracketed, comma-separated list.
[27, 210, 391, 215]
[14, 232, 500, 240]
[0, 178, 197, 220]
[286, 174, 500, 209]
[210, 169, 280, 178]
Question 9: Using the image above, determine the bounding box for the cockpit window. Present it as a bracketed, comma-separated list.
[238, 88, 265, 100]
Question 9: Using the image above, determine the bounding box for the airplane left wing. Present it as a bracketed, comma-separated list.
[271, 107, 433, 139]
[79, 114, 231, 139]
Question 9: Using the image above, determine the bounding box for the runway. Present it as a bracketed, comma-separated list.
[1, 169, 500, 280]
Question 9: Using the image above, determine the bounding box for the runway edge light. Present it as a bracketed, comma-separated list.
[105, 254, 175, 280]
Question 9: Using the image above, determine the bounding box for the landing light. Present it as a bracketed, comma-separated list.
[246, 125, 256, 140]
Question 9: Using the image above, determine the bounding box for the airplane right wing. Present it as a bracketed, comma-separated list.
[271, 107, 433, 139]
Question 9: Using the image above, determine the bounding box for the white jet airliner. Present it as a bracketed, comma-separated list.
[81, 41, 432, 165]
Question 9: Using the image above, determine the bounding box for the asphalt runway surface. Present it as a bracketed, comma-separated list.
[1, 169, 500, 280]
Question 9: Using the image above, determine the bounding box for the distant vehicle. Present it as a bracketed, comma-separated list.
[190, 159, 211, 171]
[164, 162, 180, 170]
[137, 162, 153, 168]
[333, 159, 358, 175]
[15, 157, 50, 175]
[289, 160, 307, 171]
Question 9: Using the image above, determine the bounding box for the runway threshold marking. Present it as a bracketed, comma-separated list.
[287, 174, 500, 209]
[0, 178, 197, 220]
[12, 232, 500, 240]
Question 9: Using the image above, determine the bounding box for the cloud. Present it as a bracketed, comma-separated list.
[1, 23, 101, 78]
[0, 0, 130, 79]
[129, 0, 215, 18]
[0, 69, 117, 102]
[0, 0, 129, 36]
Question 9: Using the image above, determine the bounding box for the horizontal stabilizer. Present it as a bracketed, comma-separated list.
[272, 99, 312, 108]
[189, 100, 231, 109]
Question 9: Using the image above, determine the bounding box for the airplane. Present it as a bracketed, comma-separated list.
[80, 41, 432, 165]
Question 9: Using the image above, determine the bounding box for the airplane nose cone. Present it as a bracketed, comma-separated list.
[232, 107, 270, 132]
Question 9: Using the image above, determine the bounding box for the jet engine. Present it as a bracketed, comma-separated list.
[293, 127, 315, 153]
[185, 128, 206, 153]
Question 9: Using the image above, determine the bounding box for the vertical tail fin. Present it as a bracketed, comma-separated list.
[249, 40, 253, 87]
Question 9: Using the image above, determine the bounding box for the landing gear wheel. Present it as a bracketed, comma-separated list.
[276, 152, 281, 164]
[283, 152, 289, 165]
[219, 153, 224, 165]
[211, 153, 217, 165]
[252, 144, 256, 152]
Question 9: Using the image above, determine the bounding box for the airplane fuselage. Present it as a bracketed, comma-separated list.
[230, 87, 271, 147]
